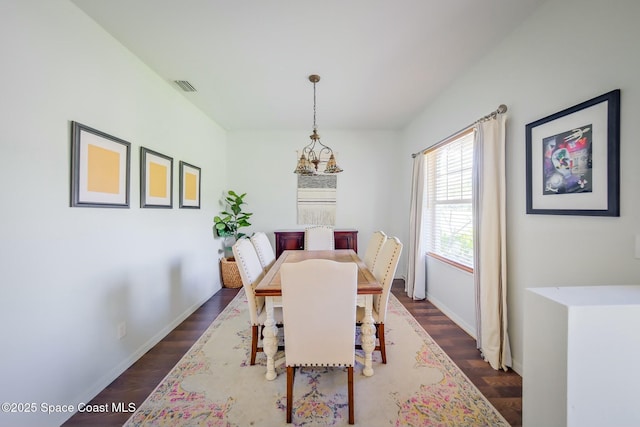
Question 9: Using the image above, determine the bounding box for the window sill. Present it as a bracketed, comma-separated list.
[426, 252, 473, 274]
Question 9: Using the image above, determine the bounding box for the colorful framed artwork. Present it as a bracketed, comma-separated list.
[141, 147, 173, 208]
[179, 161, 201, 209]
[525, 89, 620, 216]
[70, 121, 131, 208]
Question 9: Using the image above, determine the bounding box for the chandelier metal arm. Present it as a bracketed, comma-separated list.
[293, 74, 343, 175]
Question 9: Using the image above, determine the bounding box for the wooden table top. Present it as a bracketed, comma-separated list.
[254, 249, 382, 297]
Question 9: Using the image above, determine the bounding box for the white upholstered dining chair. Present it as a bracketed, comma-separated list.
[304, 225, 335, 250]
[232, 238, 283, 365]
[281, 259, 358, 424]
[250, 231, 276, 271]
[357, 236, 403, 364]
[362, 230, 387, 271]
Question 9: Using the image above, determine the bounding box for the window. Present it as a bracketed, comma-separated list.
[423, 129, 474, 271]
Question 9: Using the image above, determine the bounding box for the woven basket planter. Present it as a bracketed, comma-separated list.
[220, 257, 242, 288]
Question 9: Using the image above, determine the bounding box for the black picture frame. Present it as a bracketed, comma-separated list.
[70, 121, 131, 208]
[525, 89, 620, 216]
[179, 161, 201, 209]
[140, 147, 173, 208]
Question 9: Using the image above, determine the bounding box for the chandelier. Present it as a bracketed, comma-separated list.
[294, 75, 343, 175]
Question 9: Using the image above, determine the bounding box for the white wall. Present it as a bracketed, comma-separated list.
[226, 130, 404, 262]
[0, 2, 227, 426]
[400, 0, 640, 373]
[426, 260, 476, 336]
[4, 1, 639, 424]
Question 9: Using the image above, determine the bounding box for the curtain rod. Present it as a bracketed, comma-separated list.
[411, 104, 507, 158]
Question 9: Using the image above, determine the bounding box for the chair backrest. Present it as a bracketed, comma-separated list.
[281, 259, 357, 367]
[232, 238, 265, 325]
[371, 237, 403, 323]
[363, 230, 387, 271]
[250, 231, 276, 271]
[304, 226, 335, 250]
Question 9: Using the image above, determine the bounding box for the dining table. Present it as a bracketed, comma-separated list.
[254, 249, 383, 380]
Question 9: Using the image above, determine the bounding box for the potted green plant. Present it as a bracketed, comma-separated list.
[214, 190, 253, 287]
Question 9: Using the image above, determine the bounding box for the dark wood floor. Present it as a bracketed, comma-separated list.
[63, 280, 522, 426]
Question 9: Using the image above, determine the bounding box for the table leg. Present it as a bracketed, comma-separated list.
[360, 295, 376, 376]
[262, 297, 278, 380]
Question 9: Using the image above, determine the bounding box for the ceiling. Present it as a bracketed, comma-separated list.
[70, 0, 545, 131]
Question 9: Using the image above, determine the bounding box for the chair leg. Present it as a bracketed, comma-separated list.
[347, 366, 354, 424]
[286, 366, 295, 423]
[250, 325, 259, 365]
[378, 323, 386, 364]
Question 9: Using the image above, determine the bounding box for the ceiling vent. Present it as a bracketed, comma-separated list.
[174, 80, 197, 92]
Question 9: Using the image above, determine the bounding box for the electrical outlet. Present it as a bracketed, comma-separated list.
[117, 321, 127, 339]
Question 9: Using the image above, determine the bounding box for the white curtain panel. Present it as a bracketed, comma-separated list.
[406, 153, 426, 300]
[472, 115, 512, 371]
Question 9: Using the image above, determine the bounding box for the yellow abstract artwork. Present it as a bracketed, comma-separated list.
[185, 172, 197, 200]
[149, 161, 167, 198]
[87, 144, 120, 194]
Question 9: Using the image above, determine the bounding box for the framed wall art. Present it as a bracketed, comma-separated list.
[525, 89, 620, 216]
[179, 161, 201, 209]
[70, 121, 131, 208]
[141, 147, 173, 208]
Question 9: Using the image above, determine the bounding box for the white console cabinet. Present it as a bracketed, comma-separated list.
[523, 285, 640, 427]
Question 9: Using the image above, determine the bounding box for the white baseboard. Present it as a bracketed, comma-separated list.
[427, 293, 523, 375]
[61, 291, 216, 425]
[426, 293, 477, 339]
[510, 359, 523, 375]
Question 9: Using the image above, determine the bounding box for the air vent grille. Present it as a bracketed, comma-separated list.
[174, 80, 197, 92]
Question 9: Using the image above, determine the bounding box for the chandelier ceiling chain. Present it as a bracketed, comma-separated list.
[293, 74, 343, 175]
[312, 75, 317, 131]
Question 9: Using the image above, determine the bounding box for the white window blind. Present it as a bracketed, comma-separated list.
[423, 130, 474, 269]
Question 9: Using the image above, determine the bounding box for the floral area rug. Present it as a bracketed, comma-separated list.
[124, 292, 509, 426]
